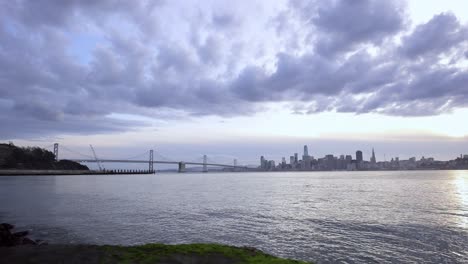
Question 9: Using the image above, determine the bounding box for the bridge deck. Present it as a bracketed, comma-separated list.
[69, 159, 245, 169]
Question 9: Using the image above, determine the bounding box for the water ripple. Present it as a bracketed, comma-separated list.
[0, 171, 467, 263]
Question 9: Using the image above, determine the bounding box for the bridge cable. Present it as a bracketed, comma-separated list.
[60, 146, 95, 159]
[121, 150, 150, 160]
[153, 152, 175, 162]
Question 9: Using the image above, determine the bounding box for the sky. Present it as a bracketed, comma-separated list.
[1, 0, 467, 166]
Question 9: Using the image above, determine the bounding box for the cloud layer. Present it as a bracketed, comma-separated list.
[0, 0, 467, 138]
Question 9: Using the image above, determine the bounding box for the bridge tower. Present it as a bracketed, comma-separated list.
[53, 143, 59, 161]
[203, 155, 208, 173]
[178, 162, 186, 173]
[149, 150, 154, 173]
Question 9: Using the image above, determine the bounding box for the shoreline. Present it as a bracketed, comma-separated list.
[1, 223, 311, 263]
[0, 169, 155, 176]
[0, 243, 311, 264]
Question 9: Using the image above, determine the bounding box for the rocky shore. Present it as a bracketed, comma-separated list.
[0, 223, 311, 264]
[0, 223, 46, 247]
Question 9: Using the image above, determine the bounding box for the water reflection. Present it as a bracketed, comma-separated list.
[450, 170, 468, 228]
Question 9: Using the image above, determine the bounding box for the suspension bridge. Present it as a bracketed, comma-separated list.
[46, 143, 248, 173]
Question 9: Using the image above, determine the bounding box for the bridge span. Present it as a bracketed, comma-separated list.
[69, 159, 247, 173]
[51, 143, 248, 173]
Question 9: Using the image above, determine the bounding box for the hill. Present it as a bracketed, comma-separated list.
[0, 143, 88, 170]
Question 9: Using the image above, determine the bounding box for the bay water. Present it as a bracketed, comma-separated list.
[1, 171, 467, 263]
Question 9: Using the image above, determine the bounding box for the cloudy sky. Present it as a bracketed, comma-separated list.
[1, 0, 467, 165]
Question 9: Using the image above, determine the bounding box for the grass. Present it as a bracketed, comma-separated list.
[100, 243, 312, 264]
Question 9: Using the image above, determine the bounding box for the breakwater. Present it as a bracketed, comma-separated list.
[0, 169, 155, 176]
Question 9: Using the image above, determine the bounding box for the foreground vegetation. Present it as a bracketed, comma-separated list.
[0, 243, 311, 264]
[102, 243, 311, 264]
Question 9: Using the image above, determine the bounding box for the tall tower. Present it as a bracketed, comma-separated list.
[356, 150, 363, 163]
[203, 155, 208, 172]
[371, 148, 376, 164]
[53, 143, 59, 161]
[149, 150, 154, 172]
[302, 145, 311, 170]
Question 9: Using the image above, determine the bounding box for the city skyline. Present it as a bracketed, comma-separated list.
[261, 145, 392, 167]
[259, 144, 468, 171]
[1, 0, 467, 162]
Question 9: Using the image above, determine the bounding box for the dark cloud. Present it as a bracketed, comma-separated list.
[0, 113, 149, 140]
[400, 12, 467, 58]
[228, 0, 467, 116]
[0, 0, 467, 139]
[291, 0, 406, 55]
[212, 13, 237, 29]
[196, 36, 223, 65]
[1, 0, 157, 29]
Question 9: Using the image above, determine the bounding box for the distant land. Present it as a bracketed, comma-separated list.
[0, 143, 88, 171]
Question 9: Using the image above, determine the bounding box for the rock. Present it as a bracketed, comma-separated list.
[0, 232, 15, 247]
[13, 231, 29, 237]
[1, 223, 15, 247]
[36, 239, 48, 246]
[21, 237, 38, 245]
[0, 223, 14, 230]
[0, 223, 42, 247]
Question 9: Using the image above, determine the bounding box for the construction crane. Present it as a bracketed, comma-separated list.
[89, 145, 103, 171]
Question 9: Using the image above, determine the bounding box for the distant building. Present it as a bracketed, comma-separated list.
[356, 150, 363, 163]
[345, 155, 352, 163]
[302, 155, 312, 170]
[290, 156, 295, 165]
[347, 162, 357, 171]
[370, 148, 376, 164]
[268, 160, 275, 169]
[302, 145, 311, 170]
[338, 155, 346, 170]
[294, 153, 298, 164]
[324, 154, 335, 170]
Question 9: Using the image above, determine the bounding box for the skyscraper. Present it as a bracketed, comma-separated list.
[356, 151, 363, 163]
[371, 148, 376, 164]
[302, 155, 312, 170]
[302, 145, 311, 170]
[345, 155, 352, 163]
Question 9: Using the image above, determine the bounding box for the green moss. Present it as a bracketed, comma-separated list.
[100, 243, 311, 264]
